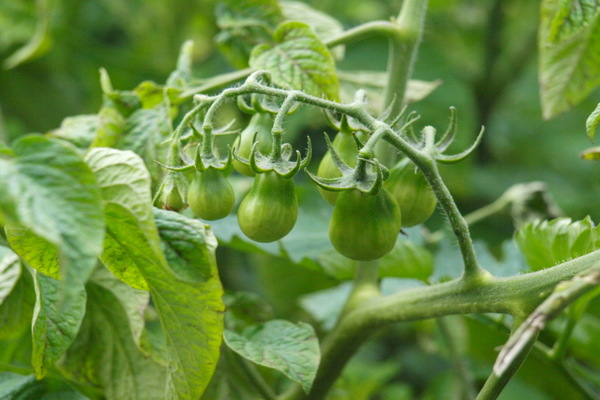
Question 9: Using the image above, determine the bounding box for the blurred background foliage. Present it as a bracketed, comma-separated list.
[2, 0, 600, 398]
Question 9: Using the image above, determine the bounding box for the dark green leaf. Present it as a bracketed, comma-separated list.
[32, 271, 87, 378]
[0, 260, 35, 340]
[539, 0, 600, 118]
[250, 21, 340, 100]
[223, 320, 320, 393]
[223, 291, 275, 331]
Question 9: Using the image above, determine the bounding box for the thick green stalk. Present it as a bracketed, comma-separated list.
[280, 251, 600, 400]
[384, 0, 428, 117]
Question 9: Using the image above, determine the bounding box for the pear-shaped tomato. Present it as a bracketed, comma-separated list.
[237, 171, 298, 243]
[187, 167, 235, 220]
[233, 112, 273, 176]
[160, 171, 187, 211]
[329, 189, 401, 261]
[316, 132, 359, 205]
[384, 159, 437, 227]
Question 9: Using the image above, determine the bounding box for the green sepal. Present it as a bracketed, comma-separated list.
[234, 132, 312, 178]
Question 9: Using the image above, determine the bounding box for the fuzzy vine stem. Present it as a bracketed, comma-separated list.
[477, 262, 600, 400]
[280, 251, 600, 400]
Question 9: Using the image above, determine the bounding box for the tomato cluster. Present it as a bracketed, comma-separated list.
[158, 113, 437, 261]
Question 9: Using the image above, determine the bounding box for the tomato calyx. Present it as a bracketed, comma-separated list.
[307, 132, 388, 196]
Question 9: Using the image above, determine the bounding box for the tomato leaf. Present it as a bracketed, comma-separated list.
[117, 107, 170, 183]
[539, 0, 600, 119]
[250, 21, 340, 100]
[215, 0, 283, 68]
[154, 209, 213, 283]
[280, 1, 344, 59]
[0, 249, 20, 306]
[32, 271, 87, 379]
[47, 114, 99, 150]
[86, 148, 224, 400]
[58, 280, 165, 400]
[516, 216, 600, 271]
[224, 320, 320, 393]
[587, 102, 600, 142]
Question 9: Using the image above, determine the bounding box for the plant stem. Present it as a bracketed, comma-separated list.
[339, 260, 381, 320]
[477, 262, 600, 399]
[280, 251, 600, 400]
[384, 0, 428, 118]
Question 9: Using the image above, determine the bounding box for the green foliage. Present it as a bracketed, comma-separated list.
[2, 0, 600, 399]
[224, 320, 320, 393]
[516, 217, 600, 271]
[539, 0, 600, 119]
[250, 21, 340, 100]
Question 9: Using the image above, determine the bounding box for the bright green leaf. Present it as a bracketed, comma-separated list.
[0, 136, 104, 284]
[281, 1, 344, 59]
[0, 136, 104, 377]
[5, 227, 60, 279]
[580, 146, 600, 160]
[539, 0, 600, 118]
[0, 249, 20, 305]
[117, 107, 170, 182]
[154, 209, 213, 283]
[58, 281, 165, 400]
[86, 148, 224, 399]
[90, 106, 126, 149]
[516, 217, 600, 271]
[47, 115, 98, 150]
[85, 148, 154, 290]
[224, 320, 320, 393]
[32, 271, 87, 379]
[250, 21, 340, 100]
[586, 102, 600, 141]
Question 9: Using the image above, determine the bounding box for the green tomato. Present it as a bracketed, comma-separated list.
[160, 180, 187, 211]
[233, 112, 273, 176]
[384, 159, 437, 227]
[329, 188, 401, 261]
[187, 167, 235, 220]
[316, 131, 359, 205]
[237, 171, 298, 243]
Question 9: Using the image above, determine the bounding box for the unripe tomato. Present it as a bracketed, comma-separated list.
[187, 167, 235, 220]
[384, 159, 437, 227]
[317, 132, 358, 205]
[233, 112, 273, 176]
[329, 189, 401, 261]
[237, 171, 298, 243]
[160, 174, 187, 212]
